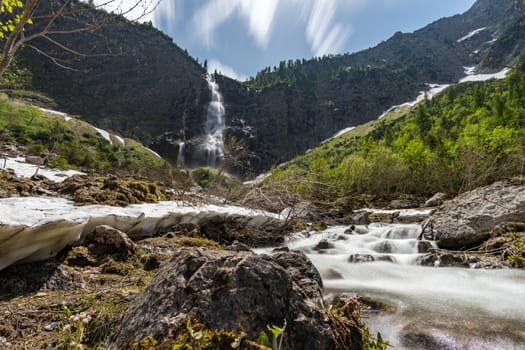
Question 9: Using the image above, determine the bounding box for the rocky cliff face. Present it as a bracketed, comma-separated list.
[19, 0, 209, 155]
[18, 0, 522, 177]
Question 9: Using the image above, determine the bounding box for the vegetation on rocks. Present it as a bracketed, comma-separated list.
[265, 72, 525, 202]
[0, 95, 173, 179]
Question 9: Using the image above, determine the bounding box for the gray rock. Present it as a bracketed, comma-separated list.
[106, 248, 361, 350]
[313, 239, 334, 250]
[348, 254, 375, 263]
[416, 240, 433, 253]
[389, 199, 417, 209]
[85, 225, 136, 257]
[424, 192, 448, 207]
[430, 180, 525, 250]
[25, 156, 44, 166]
[348, 212, 370, 225]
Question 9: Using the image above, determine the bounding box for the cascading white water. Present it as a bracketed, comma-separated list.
[260, 223, 525, 349]
[203, 74, 225, 167]
[177, 142, 185, 167]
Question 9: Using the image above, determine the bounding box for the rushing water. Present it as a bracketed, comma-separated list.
[262, 223, 525, 349]
[203, 74, 225, 167]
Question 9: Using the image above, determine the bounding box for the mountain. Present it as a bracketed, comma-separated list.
[218, 0, 522, 176]
[263, 70, 525, 203]
[16, 0, 523, 178]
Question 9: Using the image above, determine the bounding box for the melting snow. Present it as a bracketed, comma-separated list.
[459, 67, 511, 83]
[378, 84, 449, 119]
[464, 66, 477, 75]
[0, 196, 282, 270]
[39, 107, 72, 122]
[457, 27, 487, 43]
[93, 127, 113, 145]
[1, 157, 84, 182]
[114, 135, 126, 146]
[322, 127, 356, 144]
[146, 147, 162, 159]
[0, 196, 281, 227]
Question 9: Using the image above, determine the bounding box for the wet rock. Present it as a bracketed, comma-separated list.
[424, 192, 448, 207]
[272, 246, 290, 253]
[348, 254, 375, 263]
[106, 248, 361, 350]
[371, 241, 395, 253]
[429, 180, 525, 250]
[344, 225, 356, 234]
[418, 252, 466, 267]
[416, 240, 433, 253]
[313, 239, 334, 250]
[348, 212, 370, 225]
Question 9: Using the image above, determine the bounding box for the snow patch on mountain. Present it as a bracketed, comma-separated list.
[93, 127, 113, 145]
[459, 67, 511, 83]
[39, 107, 72, 122]
[457, 27, 487, 43]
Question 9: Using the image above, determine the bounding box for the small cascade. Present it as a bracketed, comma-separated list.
[177, 142, 185, 167]
[257, 222, 525, 349]
[203, 74, 226, 167]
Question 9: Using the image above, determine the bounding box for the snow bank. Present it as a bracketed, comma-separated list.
[321, 126, 356, 144]
[457, 27, 486, 43]
[459, 67, 511, 83]
[2, 157, 84, 182]
[114, 135, 126, 146]
[0, 197, 281, 270]
[146, 147, 162, 159]
[378, 84, 449, 119]
[93, 127, 113, 145]
[355, 208, 433, 217]
[39, 107, 72, 122]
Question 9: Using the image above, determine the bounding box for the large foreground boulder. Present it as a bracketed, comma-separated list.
[429, 180, 525, 250]
[106, 248, 361, 349]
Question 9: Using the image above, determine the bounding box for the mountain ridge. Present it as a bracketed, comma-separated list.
[15, 0, 523, 178]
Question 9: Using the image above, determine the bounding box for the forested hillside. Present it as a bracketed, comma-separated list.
[266, 69, 525, 201]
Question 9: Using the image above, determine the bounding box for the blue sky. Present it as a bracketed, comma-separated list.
[150, 0, 477, 80]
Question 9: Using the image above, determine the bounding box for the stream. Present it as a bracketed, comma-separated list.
[260, 222, 525, 349]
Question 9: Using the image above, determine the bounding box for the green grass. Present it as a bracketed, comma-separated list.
[266, 71, 525, 201]
[0, 96, 173, 179]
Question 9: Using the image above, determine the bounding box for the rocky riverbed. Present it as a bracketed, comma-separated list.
[0, 161, 524, 349]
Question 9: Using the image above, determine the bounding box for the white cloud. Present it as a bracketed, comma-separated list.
[193, 0, 278, 48]
[239, 0, 279, 48]
[153, 0, 181, 35]
[305, 0, 351, 57]
[208, 59, 247, 81]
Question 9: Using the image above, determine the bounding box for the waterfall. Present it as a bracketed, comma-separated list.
[177, 142, 185, 167]
[203, 74, 225, 167]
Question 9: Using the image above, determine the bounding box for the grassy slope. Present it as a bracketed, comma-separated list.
[266, 72, 525, 201]
[0, 95, 171, 179]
